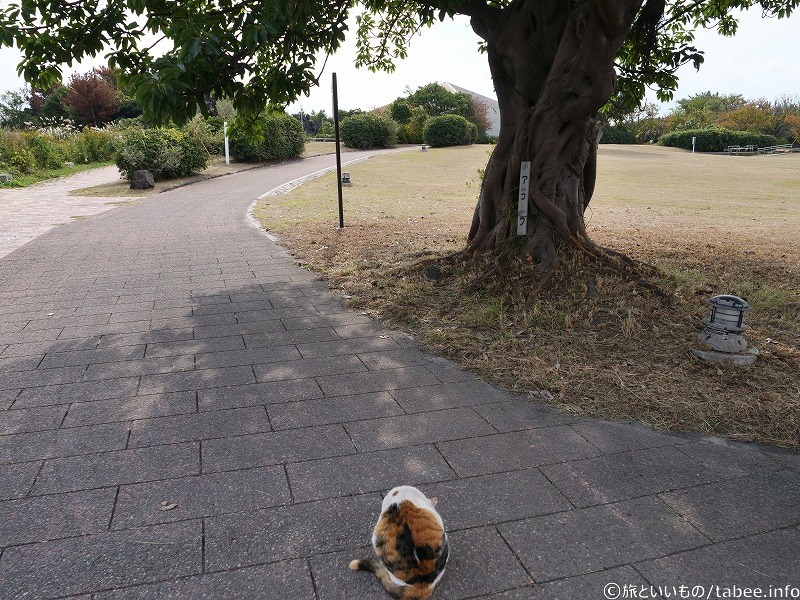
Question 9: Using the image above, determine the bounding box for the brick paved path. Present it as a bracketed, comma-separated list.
[0, 165, 125, 260]
[0, 153, 797, 599]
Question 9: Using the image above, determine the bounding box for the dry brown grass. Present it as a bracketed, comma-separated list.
[253, 144, 800, 448]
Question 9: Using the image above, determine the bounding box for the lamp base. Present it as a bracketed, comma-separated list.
[692, 348, 758, 366]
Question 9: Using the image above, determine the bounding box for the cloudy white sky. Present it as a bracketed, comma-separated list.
[1, 7, 799, 114]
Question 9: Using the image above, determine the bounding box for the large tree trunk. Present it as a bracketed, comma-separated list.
[465, 0, 643, 275]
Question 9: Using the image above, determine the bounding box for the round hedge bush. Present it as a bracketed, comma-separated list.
[340, 113, 397, 149]
[600, 126, 637, 144]
[230, 112, 305, 162]
[659, 126, 784, 152]
[423, 114, 475, 147]
[116, 128, 209, 180]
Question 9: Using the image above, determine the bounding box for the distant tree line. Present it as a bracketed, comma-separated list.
[606, 91, 800, 144]
[0, 67, 143, 129]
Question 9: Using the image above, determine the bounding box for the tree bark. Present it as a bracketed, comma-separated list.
[464, 0, 643, 274]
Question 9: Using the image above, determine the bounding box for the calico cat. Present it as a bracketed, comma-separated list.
[350, 485, 449, 600]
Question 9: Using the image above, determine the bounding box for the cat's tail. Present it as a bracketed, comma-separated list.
[349, 559, 433, 600]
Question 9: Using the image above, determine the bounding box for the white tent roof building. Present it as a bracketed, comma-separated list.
[441, 82, 501, 137]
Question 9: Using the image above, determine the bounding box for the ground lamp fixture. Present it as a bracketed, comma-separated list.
[341, 172, 352, 187]
[421, 145, 428, 152]
[693, 294, 757, 366]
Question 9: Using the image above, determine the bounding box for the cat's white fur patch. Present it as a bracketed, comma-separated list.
[381, 486, 444, 528]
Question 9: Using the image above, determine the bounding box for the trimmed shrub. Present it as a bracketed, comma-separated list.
[397, 107, 429, 144]
[340, 113, 397, 149]
[423, 114, 475, 147]
[600, 126, 637, 144]
[230, 112, 305, 161]
[660, 126, 784, 152]
[390, 100, 413, 125]
[115, 128, 209, 180]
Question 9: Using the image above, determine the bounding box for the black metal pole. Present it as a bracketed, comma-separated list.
[332, 72, 344, 229]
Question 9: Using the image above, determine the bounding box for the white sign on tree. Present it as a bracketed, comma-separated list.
[517, 161, 532, 236]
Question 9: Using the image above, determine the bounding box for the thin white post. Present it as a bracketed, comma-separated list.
[224, 121, 230, 165]
[692, 136, 696, 154]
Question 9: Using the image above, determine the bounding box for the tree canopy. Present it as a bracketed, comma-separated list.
[2, 0, 796, 127]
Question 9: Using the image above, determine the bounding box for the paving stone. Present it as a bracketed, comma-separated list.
[63, 392, 197, 427]
[673, 439, 783, 478]
[288, 445, 455, 502]
[636, 528, 800, 588]
[473, 566, 650, 600]
[267, 391, 404, 430]
[0, 354, 45, 374]
[202, 425, 355, 473]
[570, 420, 683, 453]
[0, 404, 67, 434]
[317, 366, 441, 397]
[0, 421, 128, 464]
[198, 378, 323, 411]
[26, 312, 112, 331]
[233, 306, 310, 323]
[438, 426, 600, 477]
[282, 313, 373, 331]
[205, 494, 378, 571]
[0, 337, 102, 358]
[244, 327, 341, 349]
[94, 560, 317, 599]
[112, 466, 290, 529]
[0, 521, 202, 598]
[144, 335, 245, 358]
[39, 344, 147, 368]
[138, 365, 256, 394]
[0, 487, 115, 546]
[345, 407, 496, 451]
[0, 460, 41, 500]
[333, 322, 388, 338]
[254, 355, 368, 383]
[499, 496, 709, 581]
[418, 469, 571, 530]
[472, 399, 578, 432]
[194, 345, 301, 369]
[33, 442, 199, 494]
[0, 364, 87, 391]
[97, 328, 195, 348]
[297, 337, 402, 360]
[745, 444, 800, 472]
[194, 319, 286, 340]
[59, 320, 152, 340]
[356, 349, 431, 370]
[13, 376, 140, 409]
[424, 358, 479, 384]
[83, 354, 195, 380]
[660, 470, 800, 541]
[390, 381, 510, 413]
[542, 446, 719, 508]
[129, 407, 270, 447]
[309, 546, 383, 600]
[1, 327, 64, 345]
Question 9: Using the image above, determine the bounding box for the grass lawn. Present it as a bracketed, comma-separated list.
[254, 143, 799, 448]
[0, 162, 112, 188]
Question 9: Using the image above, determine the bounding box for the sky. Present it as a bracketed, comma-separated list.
[1, 8, 799, 115]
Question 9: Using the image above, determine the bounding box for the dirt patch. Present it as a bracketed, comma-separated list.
[254, 144, 800, 448]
